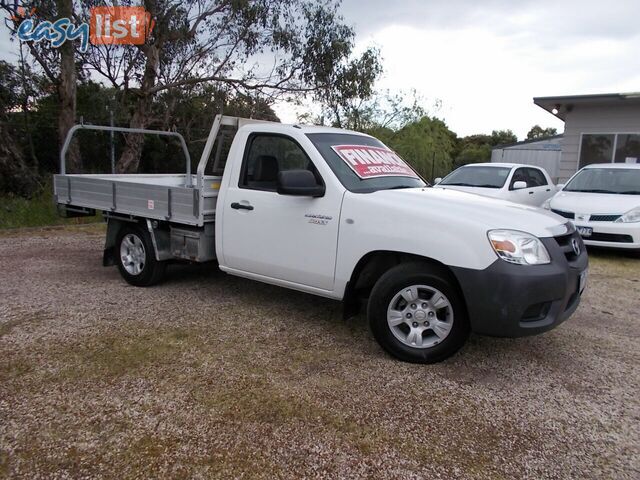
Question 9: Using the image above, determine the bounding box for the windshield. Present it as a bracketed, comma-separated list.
[564, 168, 640, 194]
[439, 166, 511, 189]
[306, 133, 426, 193]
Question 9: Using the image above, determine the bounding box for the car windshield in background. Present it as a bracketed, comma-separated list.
[439, 166, 511, 189]
[306, 133, 426, 193]
[564, 168, 640, 194]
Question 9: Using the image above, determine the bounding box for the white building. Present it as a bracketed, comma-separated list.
[491, 135, 563, 183]
[534, 92, 640, 181]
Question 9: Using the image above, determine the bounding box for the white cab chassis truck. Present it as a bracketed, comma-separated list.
[54, 115, 588, 363]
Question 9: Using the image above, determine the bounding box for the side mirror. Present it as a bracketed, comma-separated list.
[277, 170, 325, 197]
[513, 181, 528, 190]
[556, 183, 565, 191]
[434, 177, 442, 185]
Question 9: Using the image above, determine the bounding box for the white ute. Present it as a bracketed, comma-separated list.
[434, 163, 557, 206]
[54, 115, 588, 363]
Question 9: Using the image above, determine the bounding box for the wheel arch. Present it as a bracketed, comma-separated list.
[342, 250, 468, 319]
[103, 215, 172, 266]
[103, 215, 146, 266]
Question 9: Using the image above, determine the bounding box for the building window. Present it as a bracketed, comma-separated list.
[614, 134, 640, 163]
[579, 133, 640, 168]
[579, 134, 615, 168]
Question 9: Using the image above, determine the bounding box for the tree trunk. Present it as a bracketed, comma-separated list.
[56, 0, 80, 173]
[18, 45, 39, 173]
[0, 122, 38, 197]
[116, 45, 159, 173]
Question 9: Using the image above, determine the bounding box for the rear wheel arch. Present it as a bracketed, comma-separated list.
[103, 216, 149, 266]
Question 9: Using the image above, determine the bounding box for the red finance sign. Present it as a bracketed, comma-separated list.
[331, 145, 418, 179]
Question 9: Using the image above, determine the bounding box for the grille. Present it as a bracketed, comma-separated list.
[552, 209, 575, 219]
[589, 214, 622, 222]
[587, 233, 634, 243]
[554, 231, 581, 262]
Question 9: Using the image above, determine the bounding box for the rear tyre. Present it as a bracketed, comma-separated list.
[368, 262, 469, 364]
[116, 224, 166, 287]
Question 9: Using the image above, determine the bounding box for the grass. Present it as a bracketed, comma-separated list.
[0, 182, 101, 229]
[0, 450, 9, 477]
[56, 329, 194, 380]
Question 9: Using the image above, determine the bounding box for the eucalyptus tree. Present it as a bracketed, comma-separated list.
[80, 0, 382, 173]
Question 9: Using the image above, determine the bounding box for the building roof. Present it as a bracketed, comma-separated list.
[534, 92, 640, 120]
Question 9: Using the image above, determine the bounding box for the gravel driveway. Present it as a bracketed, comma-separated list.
[1, 225, 638, 479]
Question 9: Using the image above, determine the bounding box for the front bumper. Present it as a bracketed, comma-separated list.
[575, 221, 640, 250]
[451, 232, 589, 337]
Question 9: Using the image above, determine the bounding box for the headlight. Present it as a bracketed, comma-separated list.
[542, 198, 552, 210]
[488, 230, 551, 265]
[615, 207, 640, 223]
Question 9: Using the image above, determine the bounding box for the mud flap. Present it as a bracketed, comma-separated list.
[103, 218, 125, 267]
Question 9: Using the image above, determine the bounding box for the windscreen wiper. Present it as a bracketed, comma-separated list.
[620, 190, 640, 195]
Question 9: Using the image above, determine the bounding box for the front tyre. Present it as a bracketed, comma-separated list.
[368, 262, 469, 364]
[116, 224, 166, 287]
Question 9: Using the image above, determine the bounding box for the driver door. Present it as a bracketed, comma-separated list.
[221, 133, 342, 291]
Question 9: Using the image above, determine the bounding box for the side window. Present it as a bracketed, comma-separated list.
[531, 168, 549, 187]
[526, 168, 548, 187]
[239, 134, 320, 191]
[509, 168, 528, 189]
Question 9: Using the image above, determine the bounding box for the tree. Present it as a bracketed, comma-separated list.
[80, 0, 381, 173]
[318, 88, 435, 132]
[0, 61, 40, 195]
[451, 130, 517, 167]
[386, 116, 457, 181]
[4, 0, 380, 175]
[491, 129, 518, 146]
[311, 47, 382, 130]
[527, 125, 558, 140]
[453, 144, 492, 167]
[2, 0, 82, 171]
[145, 85, 280, 173]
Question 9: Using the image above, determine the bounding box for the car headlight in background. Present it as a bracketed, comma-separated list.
[542, 198, 552, 210]
[615, 207, 640, 223]
[488, 230, 551, 265]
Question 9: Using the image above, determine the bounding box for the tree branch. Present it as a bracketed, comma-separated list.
[147, 70, 313, 95]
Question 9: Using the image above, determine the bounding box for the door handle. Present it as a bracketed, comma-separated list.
[546, 189, 551, 192]
[529, 191, 535, 195]
[231, 202, 254, 211]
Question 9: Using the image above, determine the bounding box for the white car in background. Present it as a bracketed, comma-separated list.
[434, 163, 557, 206]
[544, 163, 640, 250]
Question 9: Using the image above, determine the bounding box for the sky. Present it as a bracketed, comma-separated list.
[275, 0, 640, 138]
[1, 0, 639, 139]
